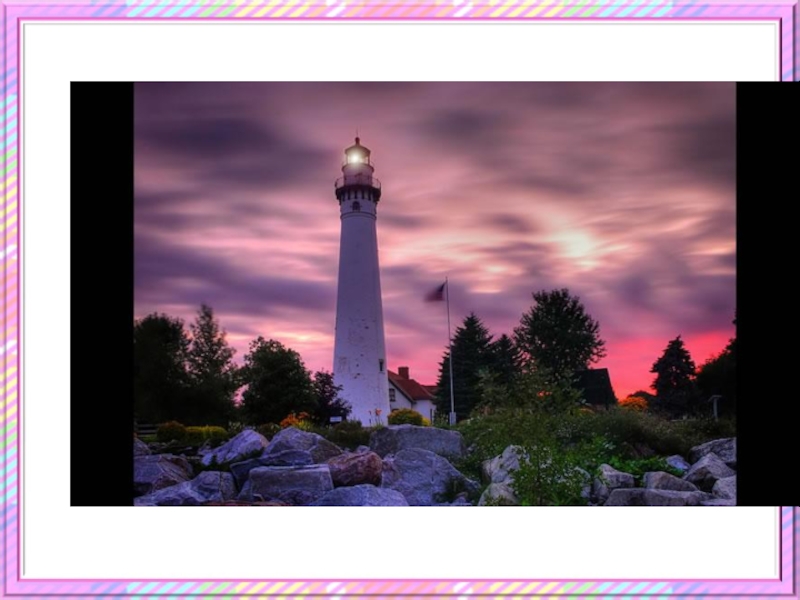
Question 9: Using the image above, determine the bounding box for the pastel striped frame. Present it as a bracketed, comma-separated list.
[2, 1, 798, 598]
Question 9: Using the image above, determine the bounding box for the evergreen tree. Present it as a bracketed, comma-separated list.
[435, 312, 494, 420]
[513, 288, 606, 379]
[133, 312, 191, 424]
[650, 335, 698, 417]
[185, 304, 239, 426]
[310, 370, 352, 425]
[489, 333, 522, 387]
[239, 337, 316, 425]
[696, 315, 737, 417]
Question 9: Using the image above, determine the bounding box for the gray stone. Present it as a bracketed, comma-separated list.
[134, 471, 237, 506]
[701, 498, 736, 506]
[712, 475, 736, 501]
[666, 455, 691, 473]
[643, 471, 699, 492]
[327, 451, 383, 487]
[311, 484, 409, 506]
[242, 465, 333, 506]
[381, 448, 479, 506]
[689, 438, 736, 469]
[134, 454, 192, 496]
[370, 425, 466, 460]
[478, 482, 519, 506]
[201, 430, 268, 467]
[263, 427, 343, 464]
[481, 445, 526, 484]
[604, 488, 712, 506]
[592, 464, 635, 504]
[684, 452, 735, 492]
[229, 450, 314, 489]
[134, 437, 151, 457]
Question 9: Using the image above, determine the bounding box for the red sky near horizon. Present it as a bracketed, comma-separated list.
[133, 82, 736, 400]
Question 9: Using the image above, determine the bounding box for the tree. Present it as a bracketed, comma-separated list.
[239, 337, 316, 425]
[489, 333, 522, 388]
[513, 288, 606, 379]
[650, 335, 697, 417]
[310, 370, 352, 425]
[696, 315, 737, 417]
[133, 313, 191, 424]
[185, 304, 240, 426]
[435, 312, 495, 420]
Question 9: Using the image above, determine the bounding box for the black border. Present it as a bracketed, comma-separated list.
[70, 83, 134, 506]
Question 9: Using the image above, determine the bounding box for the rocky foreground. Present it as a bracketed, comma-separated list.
[133, 426, 736, 506]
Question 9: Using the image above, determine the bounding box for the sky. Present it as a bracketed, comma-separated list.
[134, 82, 736, 400]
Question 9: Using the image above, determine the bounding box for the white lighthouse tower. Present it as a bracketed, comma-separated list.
[332, 137, 390, 426]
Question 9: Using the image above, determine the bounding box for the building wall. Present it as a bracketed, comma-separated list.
[388, 380, 414, 411]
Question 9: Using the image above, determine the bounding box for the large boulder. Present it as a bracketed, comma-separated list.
[591, 464, 635, 504]
[229, 450, 314, 489]
[481, 445, 526, 484]
[201, 430, 268, 467]
[311, 484, 409, 506]
[684, 453, 735, 492]
[605, 489, 712, 506]
[240, 465, 333, 506]
[134, 471, 237, 506]
[712, 475, 736, 501]
[643, 471, 699, 492]
[381, 448, 478, 505]
[326, 450, 383, 487]
[263, 427, 343, 464]
[134, 437, 151, 457]
[478, 482, 519, 506]
[134, 454, 192, 496]
[689, 438, 736, 469]
[370, 425, 466, 460]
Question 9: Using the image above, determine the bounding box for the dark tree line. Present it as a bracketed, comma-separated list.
[134, 305, 350, 427]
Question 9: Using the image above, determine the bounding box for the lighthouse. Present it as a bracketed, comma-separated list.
[332, 137, 391, 426]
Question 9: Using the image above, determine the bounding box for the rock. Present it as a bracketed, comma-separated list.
[605, 488, 712, 506]
[381, 448, 478, 506]
[241, 465, 333, 506]
[311, 484, 409, 506]
[134, 437, 151, 457]
[712, 475, 736, 501]
[684, 452, 735, 492]
[134, 454, 192, 496]
[230, 450, 314, 489]
[201, 430, 268, 467]
[327, 451, 383, 487]
[643, 471, 699, 492]
[481, 445, 526, 484]
[701, 498, 735, 506]
[666, 455, 691, 474]
[574, 467, 592, 501]
[370, 425, 466, 460]
[134, 471, 237, 506]
[592, 464, 635, 504]
[263, 427, 343, 464]
[478, 482, 519, 506]
[689, 438, 736, 469]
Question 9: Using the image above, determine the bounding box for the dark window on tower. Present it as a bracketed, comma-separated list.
[352, 201, 361, 212]
[379, 359, 384, 372]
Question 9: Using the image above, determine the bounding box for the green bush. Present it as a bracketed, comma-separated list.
[312, 420, 372, 451]
[257, 423, 281, 440]
[511, 442, 589, 506]
[185, 425, 229, 447]
[388, 408, 426, 426]
[157, 421, 187, 443]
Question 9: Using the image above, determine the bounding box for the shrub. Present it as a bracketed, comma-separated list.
[388, 408, 426, 426]
[511, 441, 589, 506]
[157, 421, 187, 443]
[257, 423, 281, 439]
[185, 425, 229, 447]
[280, 412, 314, 431]
[619, 395, 648, 411]
[312, 420, 371, 450]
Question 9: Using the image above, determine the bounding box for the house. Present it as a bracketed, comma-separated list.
[387, 366, 437, 422]
[573, 368, 617, 408]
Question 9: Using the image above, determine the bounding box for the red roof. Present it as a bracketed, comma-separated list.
[388, 370, 436, 403]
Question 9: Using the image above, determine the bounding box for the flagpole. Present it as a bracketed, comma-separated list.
[446, 277, 456, 426]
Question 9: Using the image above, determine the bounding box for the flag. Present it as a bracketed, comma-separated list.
[425, 281, 446, 302]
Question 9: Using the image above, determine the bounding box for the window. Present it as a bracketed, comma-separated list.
[352, 201, 361, 212]
[389, 389, 396, 403]
[379, 359, 384, 372]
